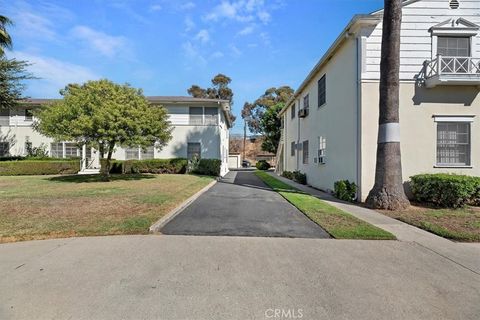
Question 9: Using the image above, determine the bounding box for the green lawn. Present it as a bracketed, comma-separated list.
[255, 171, 395, 240]
[381, 205, 480, 242]
[0, 174, 213, 243]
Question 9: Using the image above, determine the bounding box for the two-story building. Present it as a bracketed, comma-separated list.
[0, 96, 231, 176]
[277, 0, 480, 201]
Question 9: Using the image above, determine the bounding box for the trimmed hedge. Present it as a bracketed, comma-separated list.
[334, 180, 357, 202]
[256, 160, 271, 170]
[410, 173, 480, 208]
[193, 159, 222, 176]
[102, 158, 188, 174]
[0, 160, 79, 176]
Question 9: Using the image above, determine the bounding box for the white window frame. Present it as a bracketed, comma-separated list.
[317, 136, 326, 165]
[434, 116, 474, 168]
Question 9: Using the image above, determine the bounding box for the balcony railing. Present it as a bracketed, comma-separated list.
[422, 55, 480, 88]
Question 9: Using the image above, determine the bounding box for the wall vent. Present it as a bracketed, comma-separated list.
[449, 0, 459, 9]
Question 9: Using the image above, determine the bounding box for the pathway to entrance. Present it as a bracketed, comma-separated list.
[161, 170, 330, 238]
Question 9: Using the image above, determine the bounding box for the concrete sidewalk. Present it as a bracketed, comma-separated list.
[1, 235, 479, 320]
[266, 171, 480, 275]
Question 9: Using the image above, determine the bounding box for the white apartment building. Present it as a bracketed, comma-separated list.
[0, 96, 231, 176]
[278, 0, 480, 200]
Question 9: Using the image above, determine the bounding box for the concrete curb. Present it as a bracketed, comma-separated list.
[149, 179, 218, 233]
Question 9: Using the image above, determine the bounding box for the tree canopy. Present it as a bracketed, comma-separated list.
[241, 86, 294, 133]
[0, 15, 13, 55]
[241, 86, 294, 154]
[187, 73, 236, 124]
[0, 58, 33, 110]
[35, 79, 173, 179]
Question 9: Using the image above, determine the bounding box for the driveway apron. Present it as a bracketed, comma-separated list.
[161, 170, 330, 238]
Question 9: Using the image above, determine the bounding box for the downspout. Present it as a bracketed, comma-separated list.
[355, 36, 363, 201]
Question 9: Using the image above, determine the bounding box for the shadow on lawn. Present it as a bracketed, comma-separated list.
[48, 174, 155, 183]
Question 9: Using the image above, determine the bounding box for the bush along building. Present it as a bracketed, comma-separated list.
[0, 96, 231, 176]
[276, 0, 480, 201]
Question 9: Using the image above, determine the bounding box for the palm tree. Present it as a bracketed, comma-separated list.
[0, 15, 13, 55]
[365, 0, 410, 210]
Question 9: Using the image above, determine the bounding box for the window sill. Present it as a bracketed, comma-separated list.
[434, 165, 473, 169]
[318, 103, 326, 108]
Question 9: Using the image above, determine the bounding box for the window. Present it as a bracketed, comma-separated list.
[125, 147, 140, 160]
[50, 142, 63, 158]
[141, 146, 155, 159]
[437, 37, 470, 57]
[25, 109, 33, 121]
[291, 141, 296, 156]
[187, 142, 201, 160]
[65, 143, 79, 158]
[0, 142, 9, 156]
[303, 94, 310, 111]
[302, 140, 309, 164]
[189, 107, 203, 125]
[204, 107, 218, 125]
[318, 136, 326, 164]
[291, 102, 296, 119]
[318, 75, 326, 107]
[0, 108, 9, 126]
[437, 122, 470, 166]
[25, 141, 32, 155]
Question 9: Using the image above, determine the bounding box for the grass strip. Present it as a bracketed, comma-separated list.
[255, 171, 396, 240]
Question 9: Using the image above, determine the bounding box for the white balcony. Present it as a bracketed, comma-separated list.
[423, 56, 480, 88]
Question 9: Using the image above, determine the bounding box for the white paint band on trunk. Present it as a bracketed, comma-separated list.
[378, 123, 400, 143]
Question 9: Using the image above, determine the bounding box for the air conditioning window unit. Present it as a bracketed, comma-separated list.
[298, 108, 309, 118]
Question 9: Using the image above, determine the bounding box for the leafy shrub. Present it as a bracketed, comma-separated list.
[193, 159, 222, 176]
[187, 154, 200, 174]
[104, 158, 188, 174]
[26, 143, 49, 158]
[281, 171, 294, 180]
[0, 160, 79, 175]
[410, 174, 480, 208]
[256, 160, 271, 170]
[292, 171, 307, 185]
[334, 180, 357, 202]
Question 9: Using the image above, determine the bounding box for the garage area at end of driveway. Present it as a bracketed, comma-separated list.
[160, 170, 330, 239]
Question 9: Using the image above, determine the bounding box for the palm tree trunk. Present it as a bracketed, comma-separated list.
[366, 0, 410, 210]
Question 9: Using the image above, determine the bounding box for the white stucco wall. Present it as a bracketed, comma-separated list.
[282, 37, 359, 193]
[360, 82, 480, 201]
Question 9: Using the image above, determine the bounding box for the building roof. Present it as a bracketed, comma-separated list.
[278, 0, 419, 116]
[21, 96, 233, 128]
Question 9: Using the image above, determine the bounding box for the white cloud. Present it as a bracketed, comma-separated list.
[257, 10, 271, 24]
[211, 51, 224, 59]
[237, 25, 255, 36]
[182, 41, 207, 67]
[195, 29, 210, 44]
[230, 44, 242, 57]
[14, 11, 57, 41]
[180, 2, 196, 10]
[11, 51, 99, 97]
[184, 16, 195, 31]
[71, 26, 128, 58]
[150, 4, 162, 11]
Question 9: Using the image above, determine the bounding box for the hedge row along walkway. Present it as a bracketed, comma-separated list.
[265, 171, 480, 275]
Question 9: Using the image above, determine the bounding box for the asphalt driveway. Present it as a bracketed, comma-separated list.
[161, 170, 330, 238]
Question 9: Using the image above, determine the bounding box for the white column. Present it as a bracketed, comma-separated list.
[81, 144, 87, 171]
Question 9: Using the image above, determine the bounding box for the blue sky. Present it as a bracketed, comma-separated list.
[3, 0, 384, 133]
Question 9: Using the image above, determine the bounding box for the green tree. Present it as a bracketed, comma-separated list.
[0, 15, 13, 55]
[35, 79, 173, 180]
[259, 103, 284, 153]
[187, 73, 236, 124]
[0, 58, 34, 110]
[242, 86, 293, 133]
[366, 0, 410, 210]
